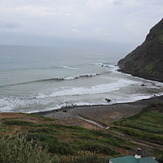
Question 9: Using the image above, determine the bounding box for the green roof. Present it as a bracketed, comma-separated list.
[139, 157, 158, 163]
[109, 156, 158, 163]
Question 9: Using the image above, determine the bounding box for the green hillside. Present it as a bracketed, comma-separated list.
[0, 113, 131, 163]
[118, 19, 163, 82]
[111, 103, 163, 162]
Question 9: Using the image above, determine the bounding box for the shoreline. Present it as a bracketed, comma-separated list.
[34, 95, 163, 128]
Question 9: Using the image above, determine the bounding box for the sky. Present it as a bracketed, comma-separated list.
[0, 0, 163, 52]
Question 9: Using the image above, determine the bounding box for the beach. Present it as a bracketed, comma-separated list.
[35, 95, 163, 129]
[1, 45, 163, 113]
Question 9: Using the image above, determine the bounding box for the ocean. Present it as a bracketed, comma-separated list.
[0, 45, 163, 113]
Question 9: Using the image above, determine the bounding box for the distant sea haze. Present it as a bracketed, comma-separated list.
[0, 45, 163, 113]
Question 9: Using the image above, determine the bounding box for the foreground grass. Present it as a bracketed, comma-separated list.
[0, 135, 59, 163]
[0, 103, 162, 162]
[0, 113, 131, 163]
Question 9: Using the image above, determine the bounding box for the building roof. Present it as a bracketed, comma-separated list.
[139, 157, 158, 163]
[109, 156, 158, 163]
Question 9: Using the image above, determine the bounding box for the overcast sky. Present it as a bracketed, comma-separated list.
[0, 0, 162, 52]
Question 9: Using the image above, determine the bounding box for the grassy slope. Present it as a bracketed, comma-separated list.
[0, 113, 132, 162]
[110, 103, 163, 161]
[118, 19, 163, 82]
[0, 104, 163, 162]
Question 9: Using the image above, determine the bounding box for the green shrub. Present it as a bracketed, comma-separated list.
[3, 120, 33, 126]
[48, 140, 75, 155]
[0, 135, 59, 163]
[26, 133, 54, 142]
[28, 127, 57, 134]
[26, 133, 75, 155]
[68, 151, 106, 163]
[91, 129, 109, 137]
[157, 155, 163, 163]
[82, 143, 119, 155]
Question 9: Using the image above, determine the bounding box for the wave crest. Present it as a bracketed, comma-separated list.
[0, 73, 99, 88]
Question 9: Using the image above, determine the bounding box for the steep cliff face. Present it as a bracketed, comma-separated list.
[118, 19, 163, 82]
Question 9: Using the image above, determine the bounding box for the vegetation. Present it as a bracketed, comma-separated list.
[111, 103, 163, 161]
[0, 113, 129, 162]
[0, 103, 162, 162]
[0, 135, 59, 163]
[118, 18, 163, 82]
[113, 103, 163, 134]
[67, 151, 106, 163]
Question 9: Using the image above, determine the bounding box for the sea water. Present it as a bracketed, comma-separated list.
[0, 45, 163, 113]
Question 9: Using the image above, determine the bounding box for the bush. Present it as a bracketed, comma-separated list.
[48, 140, 75, 155]
[26, 133, 75, 155]
[82, 143, 119, 155]
[0, 135, 59, 163]
[68, 151, 106, 163]
[156, 155, 163, 163]
[3, 120, 33, 126]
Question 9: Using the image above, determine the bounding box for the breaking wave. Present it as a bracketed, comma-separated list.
[60, 65, 78, 69]
[0, 73, 100, 88]
[37, 78, 137, 98]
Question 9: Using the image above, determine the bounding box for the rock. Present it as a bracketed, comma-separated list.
[118, 18, 163, 82]
[105, 98, 111, 102]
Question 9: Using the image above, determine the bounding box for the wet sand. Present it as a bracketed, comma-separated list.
[35, 95, 163, 128]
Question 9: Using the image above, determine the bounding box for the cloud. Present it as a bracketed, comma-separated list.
[0, 22, 20, 29]
[112, 0, 123, 5]
[71, 28, 81, 33]
[0, 0, 163, 49]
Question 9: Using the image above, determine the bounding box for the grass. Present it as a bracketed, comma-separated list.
[110, 103, 163, 160]
[121, 108, 163, 133]
[26, 113, 58, 122]
[2, 120, 34, 126]
[0, 103, 162, 162]
[153, 149, 163, 163]
[0, 135, 59, 163]
[0, 113, 126, 162]
[67, 151, 106, 163]
[159, 35, 163, 43]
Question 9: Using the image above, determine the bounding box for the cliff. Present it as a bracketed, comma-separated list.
[118, 19, 163, 82]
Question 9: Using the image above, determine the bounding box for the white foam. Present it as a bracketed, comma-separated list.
[37, 78, 138, 98]
[114, 94, 153, 104]
[109, 65, 119, 71]
[0, 98, 15, 112]
[95, 63, 118, 72]
[64, 73, 97, 80]
[0, 96, 52, 112]
[60, 65, 78, 70]
[25, 105, 61, 113]
[27, 102, 105, 113]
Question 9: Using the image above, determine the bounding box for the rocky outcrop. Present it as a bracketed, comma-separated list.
[118, 19, 163, 82]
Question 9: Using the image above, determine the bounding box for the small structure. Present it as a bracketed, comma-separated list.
[109, 148, 158, 163]
[109, 156, 158, 163]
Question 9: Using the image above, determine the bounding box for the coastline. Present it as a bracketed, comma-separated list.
[34, 95, 163, 128]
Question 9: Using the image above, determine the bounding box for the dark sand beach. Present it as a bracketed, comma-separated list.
[36, 95, 163, 129]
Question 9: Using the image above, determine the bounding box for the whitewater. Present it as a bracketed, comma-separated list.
[0, 45, 163, 113]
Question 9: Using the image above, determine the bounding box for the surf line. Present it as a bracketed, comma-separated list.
[77, 116, 109, 129]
